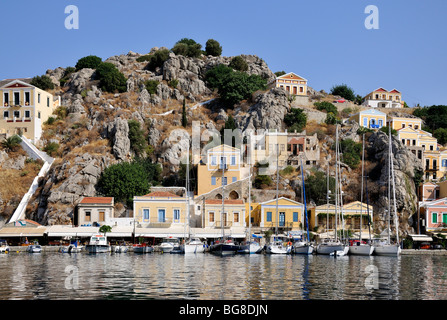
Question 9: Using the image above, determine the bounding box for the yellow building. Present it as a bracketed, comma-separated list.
[397, 127, 424, 160]
[0, 78, 60, 142]
[388, 116, 422, 131]
[310, 201, 373, 233]
[202, 199, 246, 228]
[197, 144, 242, 196]
[133, 191, 187, 227]
[349, 109, 387, 129]
[257, 197, 304, 232]
[275, 72, 308, 96]
[440, 149, 447, 180]
[362, 88, 404, 108]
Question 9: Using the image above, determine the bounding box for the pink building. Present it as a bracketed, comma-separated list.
[420, 197, 447, 232]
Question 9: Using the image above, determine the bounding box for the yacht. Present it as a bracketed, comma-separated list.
[184, 238, 205, 254]
[158, 237, 180, 253]
[27, 241, 42, 253]
[86, 234, 111, 253]
[0, 239, 10, 254]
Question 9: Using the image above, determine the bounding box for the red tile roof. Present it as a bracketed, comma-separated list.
[80, 197, 114, 204]
[205, 199, 244, 205]
[144, 191, 181, 198]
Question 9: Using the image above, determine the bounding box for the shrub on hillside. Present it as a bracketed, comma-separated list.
[171, 38, 202, 58]
[205, 39, 222, 56]
[128, 120, 147, 157]
[253, 175, 272, 189]
[284, 108, 307, 132]
[95, 62, 127, 93]
[145, 49, 170, 71]
[30, 75, 55, 91]
[330, 84, 356, 101]
[75, 55, 102, 70]
[1, 135, 22, 152]
[144, 80, 159, 95]
[229, 56, 248, 72]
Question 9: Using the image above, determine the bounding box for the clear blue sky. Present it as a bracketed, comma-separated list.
[0, 0, 446, 107]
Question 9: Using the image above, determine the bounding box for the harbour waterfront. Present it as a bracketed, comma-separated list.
[1, 252, 447, 300]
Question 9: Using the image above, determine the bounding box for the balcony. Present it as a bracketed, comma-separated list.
[140, 217, 177, 228]
[4, 117, 32, 123]
[4, 100, 30, 108]
[425, 166, 438, 172]
[211, 221, 233, 229]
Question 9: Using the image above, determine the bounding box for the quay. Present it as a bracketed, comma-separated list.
[5, 246, 447, 255]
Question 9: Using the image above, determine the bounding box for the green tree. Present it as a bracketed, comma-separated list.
[172, 38, 202, 58]
[284, 108, 307, 132]
[97, 161, 152, 205]
[144, 80, 159, 95]
[128, 120, 147, 157]
[229, 56, 248, 72]
[30, 75, 55, 91]
[306, 171, 336, 205]
[205, 39, 222, 56]
[1, 135, 22, 152]
[146, 49, 170, 71]
[434, 127, 447, 145]
[205, 64, 234, 90]
[253, 175, 272, 189]
[330, 84, 356, 101]
[274, 71, 286, 77]
[339, 139, 362, 169]
[95, 62, 127, 93]
[99, 225, 112, 235]
[75, 55, 102, 70]
[314, 101, 337, 115]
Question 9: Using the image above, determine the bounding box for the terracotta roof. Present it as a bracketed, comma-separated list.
[205, 199, 244, 205]
[144, 191, 181, 198]
[80, 197, 114, 204]
[288, 137, 304, 144]
[374, 87, 388, 92]
[389, 89, 401, 93]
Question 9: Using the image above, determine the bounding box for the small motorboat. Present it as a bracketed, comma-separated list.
[158, 237, 180, 253]
[209, 239, 238, 256]
[86, 235, 111, 253]
[133, 243, 154, 253]
[184, 238, 206, 254]
[0, 239, 10, 254]
[27, 241, 42, 253]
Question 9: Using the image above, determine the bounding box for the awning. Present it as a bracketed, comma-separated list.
[409, 234, 433, 242]
[0, 227, 46, 237]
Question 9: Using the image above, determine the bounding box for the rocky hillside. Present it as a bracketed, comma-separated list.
[0, 46, 423, 236]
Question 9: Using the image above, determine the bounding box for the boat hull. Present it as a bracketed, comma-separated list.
[316, 243, 345, 255]
[86, 245, 111, 253]
[209, 243, 237, 256]
[293, 244, 314, 255]
[265, 244, 290, 254]
[374, 244, 401, 256]
[133, 246, 153, 253]
[238, 243, 262, 254]
[113, 246, 128, 253]
[159, 244, 174, 253]
[349, 244, 374, 256]
[27, 245, 42, 253]
[184, 244, 205, 254]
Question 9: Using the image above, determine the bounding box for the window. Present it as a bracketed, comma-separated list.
[222, 177, 227, 186]
[4, 92, 9, 105]
[211, 156, 217, 166]
[300, 86, 304, 93]
[363, 117, 368, 127]
[211, 176, 216, 185]
[209, 212, 215, 222]
[266, 211, 272, 222]
[47, 97, 50, 107]
[25, 110, 30, 118]
[25, 92, 30, 104]
[14, 92, 20, 105]
[13, 111, 20, 118]
[231, 156, 236, 166]
[3, 111, 8, 119]
[38, 112, 41, 119]
[38, 93, 40, 103]
[430, 145, 434, 151]
[158, 209, 166, 222]
[174, 209, 180, 222]
[293, 212, 299, 222]
[143, 209, 149, 221]
[415, 125, 419, 129]
[432, 212, 438, 224]
[442, 160, 447, 167]
[85, 211, 91, 221]
[99, 211, 105, 221]
[232, 177, 237, 183]
[234, 212, 239, 223]
[443, 213, 447, 224]
[378, 119, 383, 127]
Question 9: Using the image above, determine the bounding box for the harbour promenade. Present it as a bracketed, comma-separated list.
[6, 246, 447, 255]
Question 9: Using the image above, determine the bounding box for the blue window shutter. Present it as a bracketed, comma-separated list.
[211, 177, 216, 185]
[267, 212, 272, 222]
[293, 212, 298, 222]
[232, 177, 237, 183]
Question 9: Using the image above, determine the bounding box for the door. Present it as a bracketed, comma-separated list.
[443, 213, 447, 225]
[14, 92, 20, 105]
[279, 212, 285, 227]
[158, 209, 166, 223]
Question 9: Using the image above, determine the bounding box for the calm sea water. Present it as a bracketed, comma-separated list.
[1, 252, 447, 300]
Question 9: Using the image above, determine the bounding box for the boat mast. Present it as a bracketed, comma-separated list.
[390, 131, 400, 245]
[334, 125, 339, 242]
[387, 126, 392, 245]
[360, 133, 365, 243]
[301, 157, 309, 243]
[248, 132, 252, 243]
[186, 143, 190, 241]
[275, 143, 279, 237]
[221, 145, 225, 241]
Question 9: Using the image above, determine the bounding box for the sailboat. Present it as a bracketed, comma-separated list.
[238, 137, 262, 254]
[293, 157, 313, 254]
[374, 127, 401, 256]
[265, 143, 291, 254]
[349, 133, 374, 256]
[209, 146, 238, 256]
[317, 125, 347, 256]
